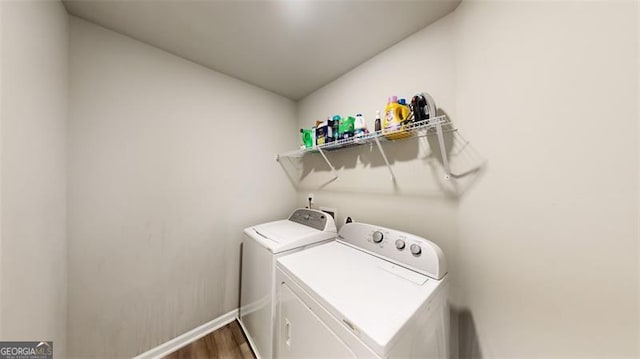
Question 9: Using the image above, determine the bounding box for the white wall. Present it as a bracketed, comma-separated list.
[454, 2, 637, 357]
[67, 17, 298, 358]
[298, 1, 638, 357]
[295, 13, 463, 307]
[0, 1, 68, 357]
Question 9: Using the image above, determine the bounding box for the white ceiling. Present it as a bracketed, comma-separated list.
[63, 0, 460, 100]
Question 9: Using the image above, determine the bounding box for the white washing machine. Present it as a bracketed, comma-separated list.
[275, 222, 449, 358]
[239, 208, 337, 359]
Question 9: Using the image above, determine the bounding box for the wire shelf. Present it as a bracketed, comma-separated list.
[278, 115, 454, 159]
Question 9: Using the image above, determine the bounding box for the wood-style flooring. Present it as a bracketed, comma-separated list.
[163, 320, 255, 359]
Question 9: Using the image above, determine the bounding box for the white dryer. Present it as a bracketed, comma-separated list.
[240, 208, 337, 359]
[275, 222, 448, 358]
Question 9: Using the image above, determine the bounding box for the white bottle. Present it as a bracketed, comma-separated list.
[311, 127, 317, 147]
[354, 113, 366, 137]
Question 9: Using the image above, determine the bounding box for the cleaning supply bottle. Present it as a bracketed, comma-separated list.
[398, 98, 411, 123]
[300, 128, 313, 148]
[383, 96, 400, 132]
[383, 96, 411, 140]
[332, 115, 342, 141]
[339, 116, 355, 140]
[311, 126, 317, 147]
[354, 113, 366, 137]
[374, 111, 381, 132]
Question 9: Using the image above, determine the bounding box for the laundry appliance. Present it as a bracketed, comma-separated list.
[239, 208, 337, 359]
[275, 222, 448, 358]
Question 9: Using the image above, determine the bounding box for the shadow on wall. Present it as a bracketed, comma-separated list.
[451, 306, 483, 359]
[279, 112, 486, 198]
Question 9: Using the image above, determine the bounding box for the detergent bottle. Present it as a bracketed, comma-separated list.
[383, 96, 411, 140]
[354, 113, 366, 137]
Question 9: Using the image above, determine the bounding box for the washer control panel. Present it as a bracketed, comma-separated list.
[337, 222, 447, 280]
[289, 209, 329, 231]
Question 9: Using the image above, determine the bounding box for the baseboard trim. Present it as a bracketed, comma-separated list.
[133, 309, 239, 359]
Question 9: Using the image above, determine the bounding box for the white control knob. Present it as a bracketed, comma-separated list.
[395, 239, 406, 250]
[410, 244, 422, 256]
[372, 231, 384, 243]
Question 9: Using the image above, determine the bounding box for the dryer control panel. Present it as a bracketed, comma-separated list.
[337, 223, 447, 280]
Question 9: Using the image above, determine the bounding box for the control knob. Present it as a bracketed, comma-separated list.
[372, 231, 384, 243]
[395, 239, 406, 250]
[410, 244, 422, 256]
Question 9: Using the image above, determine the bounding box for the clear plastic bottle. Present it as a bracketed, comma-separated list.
[354, 113, 366, 137]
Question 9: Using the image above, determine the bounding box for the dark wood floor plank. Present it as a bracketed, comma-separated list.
[162, 321, 255, 359]
[203, 332, 219, 358]
[229, 321, 255, 359]
[229, 321, 246, 345]
[192, 335, 211, 359]
[239, 342, 254, 359]
[177, 344, 192, 359]
[214, 325, 243, 359]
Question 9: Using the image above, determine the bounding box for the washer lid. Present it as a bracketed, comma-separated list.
[246, 220, 336, 253]
[276, 241, 444, 357]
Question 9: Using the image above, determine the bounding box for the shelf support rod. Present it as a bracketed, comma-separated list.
[374, 136, 396, 182]
[316, 147, 339, 181]
[434, 119, 451, 180]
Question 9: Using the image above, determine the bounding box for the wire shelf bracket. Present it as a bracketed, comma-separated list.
[316, 146, 339, 182]
[434, 119, 451, 180]
[373, 136, 396, 182]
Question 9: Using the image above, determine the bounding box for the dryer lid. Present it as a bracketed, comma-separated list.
[276, 241, 445, 357]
